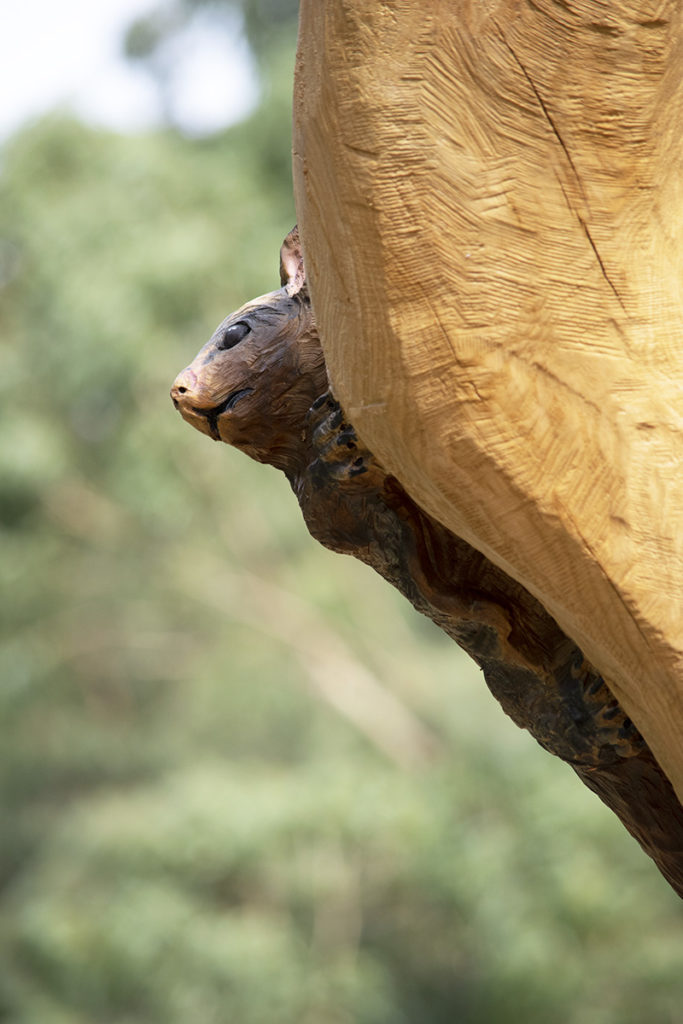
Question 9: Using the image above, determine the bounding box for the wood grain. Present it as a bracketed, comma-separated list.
[293, 0, 683, 801]
[171, 231, 683, 896]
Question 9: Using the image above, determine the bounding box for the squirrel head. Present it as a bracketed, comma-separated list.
[171, 227, 327, 472]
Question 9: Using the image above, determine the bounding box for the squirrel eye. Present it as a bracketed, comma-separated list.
[217, 321, 251, 350]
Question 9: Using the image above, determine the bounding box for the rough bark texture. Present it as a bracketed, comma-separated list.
[171, 230, 683, 899]
[292, 0, 683, 805]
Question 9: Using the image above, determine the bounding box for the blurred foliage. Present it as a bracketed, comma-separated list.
[188, 0, 299, 62]
[0, 11, 682, 1024]
[124, 0, 299, 65]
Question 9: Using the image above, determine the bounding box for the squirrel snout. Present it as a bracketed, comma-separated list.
[170, 368, 198, 409]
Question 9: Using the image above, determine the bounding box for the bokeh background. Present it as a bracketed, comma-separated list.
[1, 1, 682, 1021]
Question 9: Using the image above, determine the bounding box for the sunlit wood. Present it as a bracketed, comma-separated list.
[293, 0, 683, 802]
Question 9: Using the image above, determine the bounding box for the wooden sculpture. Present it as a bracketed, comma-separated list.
[292, 1, 683, 809]
[171, 228, 683, 897]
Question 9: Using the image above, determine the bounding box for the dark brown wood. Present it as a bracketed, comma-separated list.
[171, 229, 683, 899]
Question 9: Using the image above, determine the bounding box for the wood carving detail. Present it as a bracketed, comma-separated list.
[292, 0, 683, 809]
[171, 230, 683, 899]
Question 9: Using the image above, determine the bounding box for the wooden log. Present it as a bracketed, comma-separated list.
[171, 229, 683, 896]
[292, 0, 683, 801]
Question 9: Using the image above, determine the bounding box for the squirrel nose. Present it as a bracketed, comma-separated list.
[170, 367, 197, 409]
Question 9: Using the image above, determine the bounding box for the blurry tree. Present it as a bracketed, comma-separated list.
[124, 0, 300, 65]
[124, 0, 299, 186]
[0, 7, 681, 1024]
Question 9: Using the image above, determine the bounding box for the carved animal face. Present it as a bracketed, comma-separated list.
[171, 228, 327, 471]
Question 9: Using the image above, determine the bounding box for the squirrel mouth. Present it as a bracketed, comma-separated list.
[194, 388, 254, 440]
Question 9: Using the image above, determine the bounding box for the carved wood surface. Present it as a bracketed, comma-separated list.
[292, 0, 683, 804]
[171, 231, 683, 899]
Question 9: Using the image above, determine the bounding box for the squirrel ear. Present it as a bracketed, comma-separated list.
[279, 225, 307, 297]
